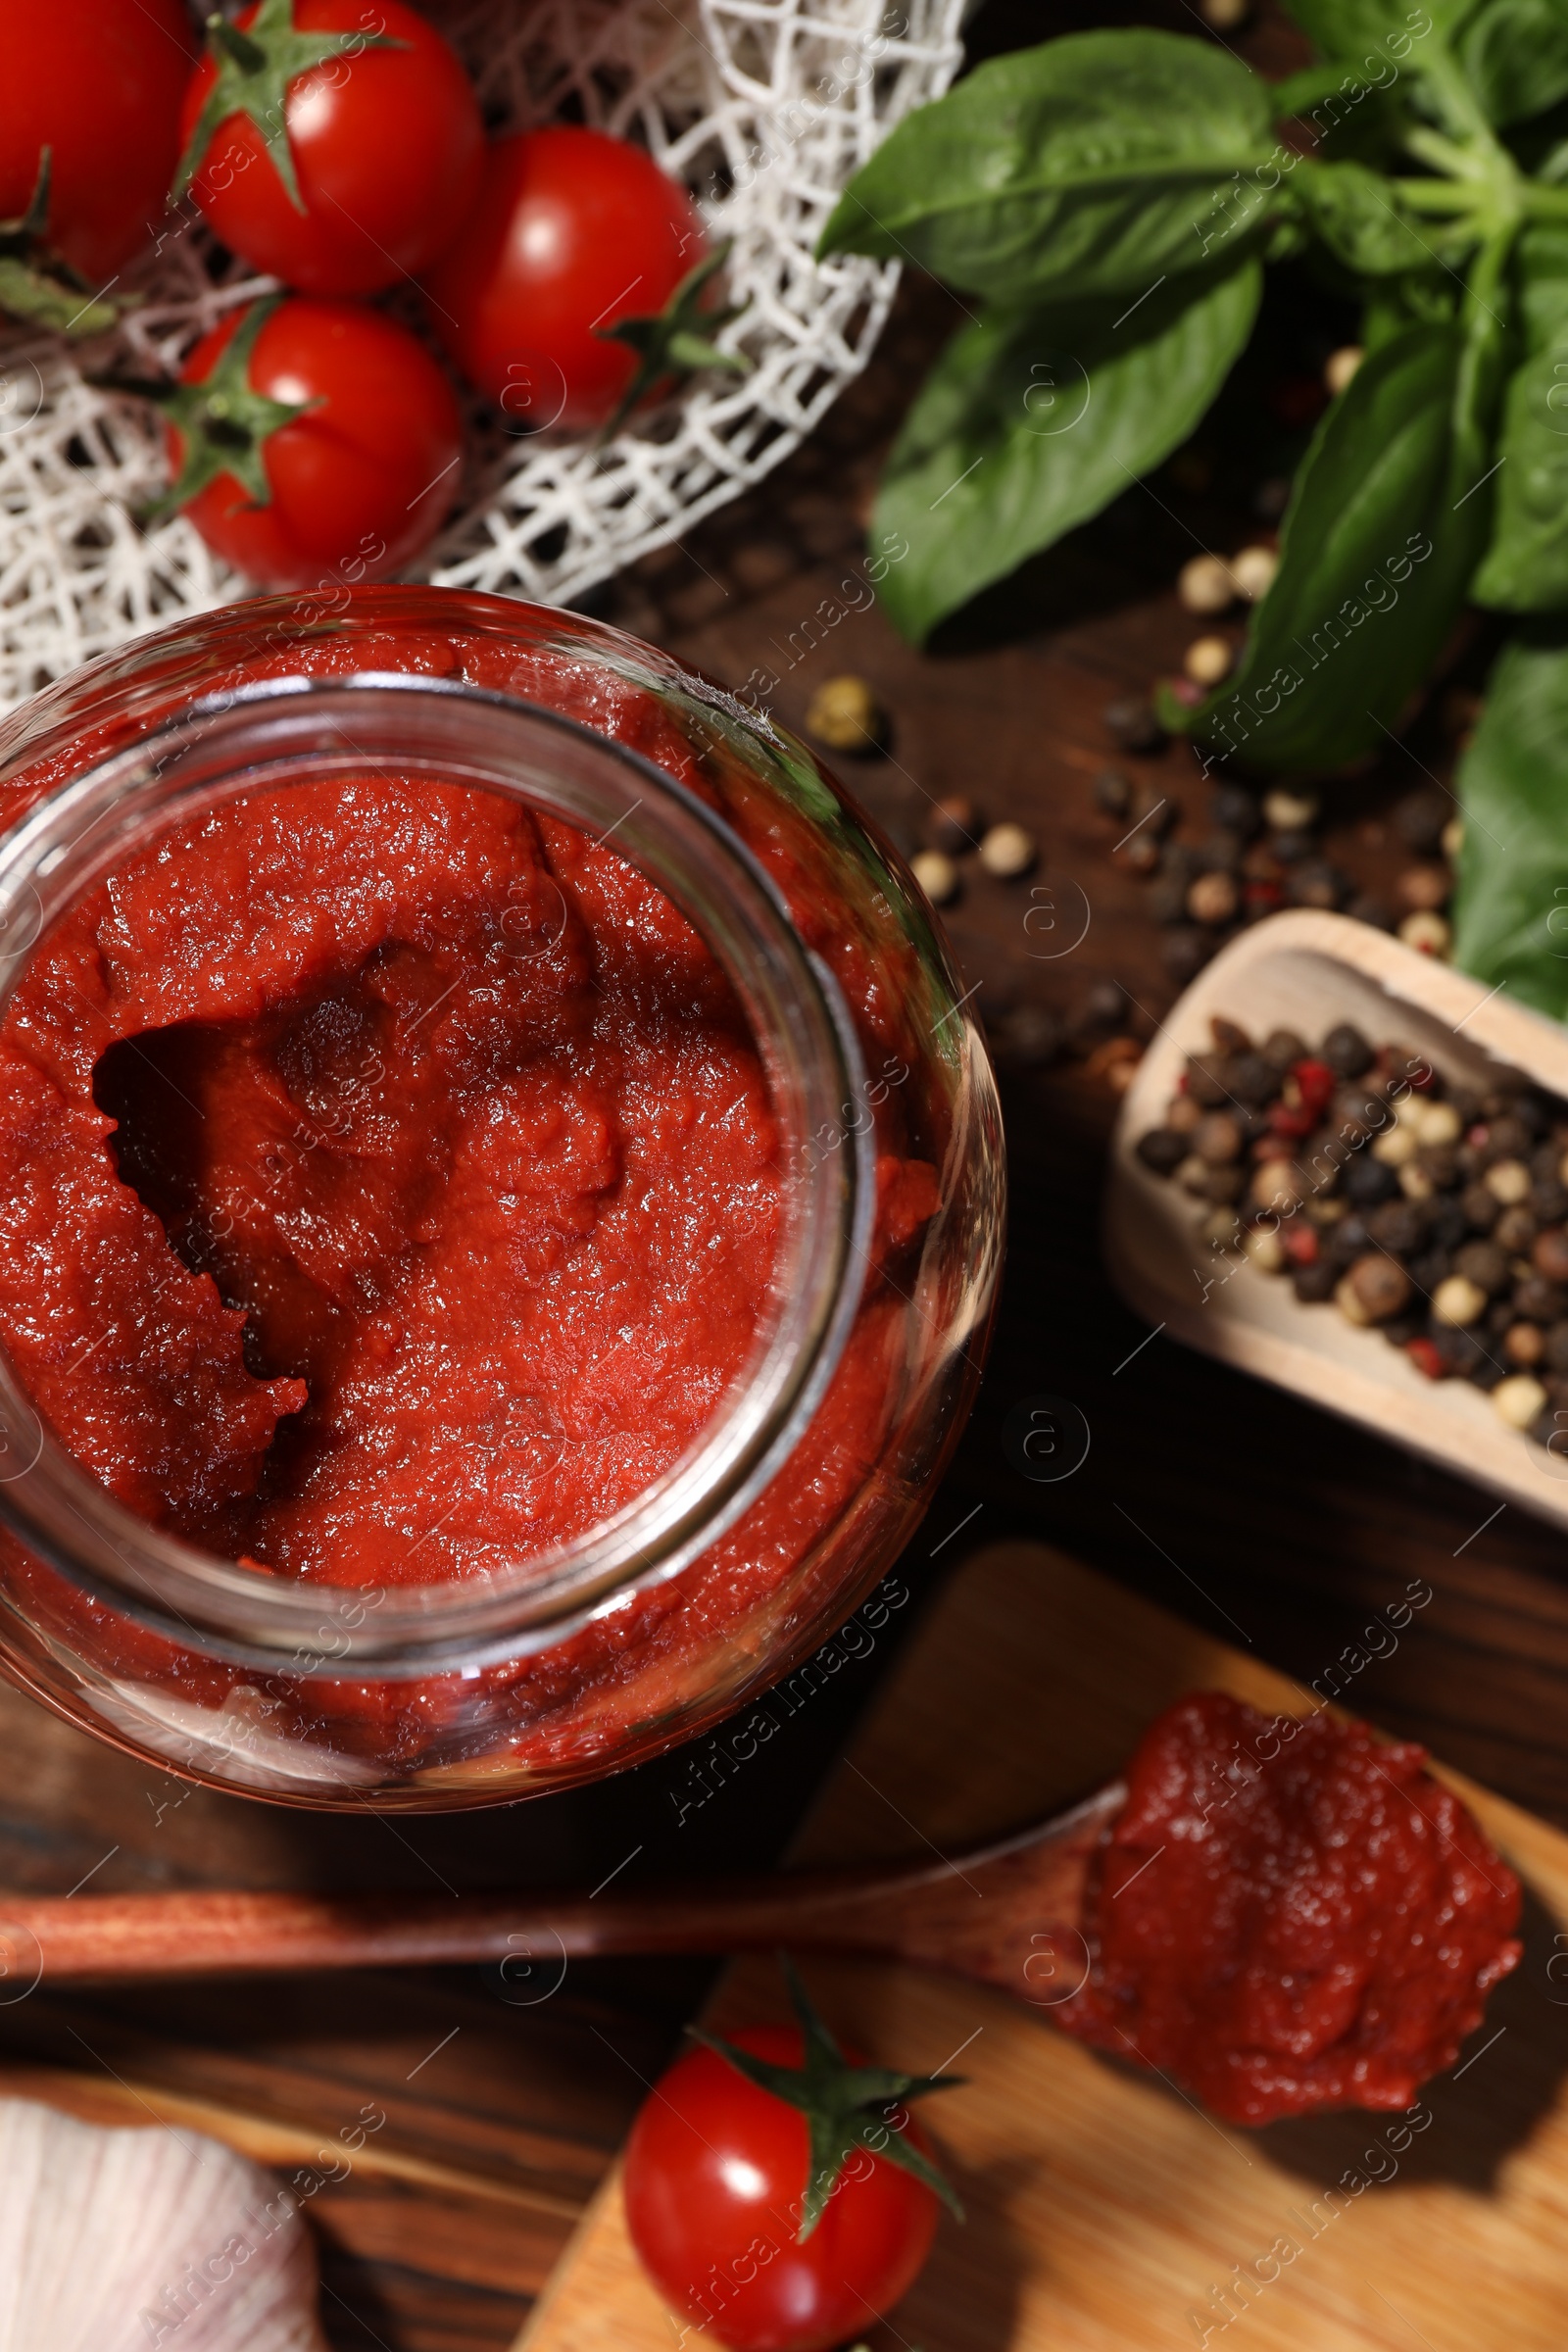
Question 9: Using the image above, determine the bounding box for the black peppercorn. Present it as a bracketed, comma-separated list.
[1184, 1058, 1231, 1109]
[1409, 1248, 1454, 1296]
[1329, 1214, 1374, 1266]
[1103, 694, 1164, 753]
[1435, 1324, 1492, 1379]
[1428, 1196, 1470, 1251]
[1136, 1128, 1190, 1177]
[1147, 873, 1189, 925]
[1368, 1200, 1430, 1255]
[1494, 1203, 1538, 1254]
[1455, 1238, 1511, 1296]
[1286, 861, 1347, 910]
[1228, 1053, 1279, 1106]
[994, 1005, 1064, 1067]
[1261, 1027, 1309, 1071]
[1345, 1154, 1399, 1206]
[1093, 767, 1133, 818]
[1533, 1179, 1568, 1225]
[1269, 829, 1314, 865]
[1293, 1259, 1339, 1302]
[1394, 789, 1446, 854]
[1544, 1321, 1568, 1374]
[1162, 928, 1212, 985]
[1514, 1276, 1568, 1324]
[1487, 1115, 1533, 1161]
[1212, 784, 1260, 837]
[1324, 1023, 1374, 1078]
[1461, 1181, 1500, 1231]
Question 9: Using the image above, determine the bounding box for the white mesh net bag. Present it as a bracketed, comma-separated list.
[0, 0, 964, 711]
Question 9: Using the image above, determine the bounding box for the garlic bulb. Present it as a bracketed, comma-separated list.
[0, 2095, 329, 2351]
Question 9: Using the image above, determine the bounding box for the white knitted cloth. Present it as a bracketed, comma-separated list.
[0, 0, 963, 710]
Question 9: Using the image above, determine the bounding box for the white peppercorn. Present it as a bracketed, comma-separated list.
[1398, 910, 1451, 956]
[1229, 545, 1279, 602]
[978, 821, 1036, 878]
[1371, 1123, 1420, 1168]
[910, 850, 958, 906]
[806, 674, 883, 753]
[1494, 1373, 1548, 1430]
[1178, 555, 1235, 613]
[1416, 1100, 1462, 1146]
[1263, 787, 1320, 830]
[1485, 1157, 1533, 1206]
[1249, 1161, 1304, 1214]
[1184, 635, 1234, 686]
[1433, 1274, 1488, 1326]
[1188, 870, 1240, 926]
[1324, 345, 1363, 395]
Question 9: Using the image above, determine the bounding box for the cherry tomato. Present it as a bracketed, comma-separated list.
[177, 0, 483, 297]
[165, 297, 463, 591]
[0, 0, 192, 282]
[622, 2025, 943, 2352]
[422, 126, 707, 432]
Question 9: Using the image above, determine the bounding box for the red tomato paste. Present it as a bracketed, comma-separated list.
[0, 771, 935, 1584]
[1058, 1691, 1522, 2125]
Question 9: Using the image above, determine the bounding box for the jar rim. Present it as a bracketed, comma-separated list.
[0, 669, 873, 1674]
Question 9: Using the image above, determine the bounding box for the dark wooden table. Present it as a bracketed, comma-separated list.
[6, 5, 1568, 2345]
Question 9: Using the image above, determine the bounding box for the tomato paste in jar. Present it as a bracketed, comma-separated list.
[1058, 1691, 1522, 2125]
[0, 597, 999, 1798]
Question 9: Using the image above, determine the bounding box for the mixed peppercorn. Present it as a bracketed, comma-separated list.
[1093, 730, 1466, 994]
[1135, 1016, 1568, 1446]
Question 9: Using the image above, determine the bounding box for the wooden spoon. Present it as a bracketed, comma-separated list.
[0, 1782, 1124, 1994]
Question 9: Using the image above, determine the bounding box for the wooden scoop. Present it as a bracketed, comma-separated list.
[0, 1782, 1124, 1994]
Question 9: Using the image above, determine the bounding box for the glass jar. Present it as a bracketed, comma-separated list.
[0, 589, 1003, 1807]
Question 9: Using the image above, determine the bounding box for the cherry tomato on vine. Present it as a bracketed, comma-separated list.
[175, 0, 483, 297]
[622, 1967, 959, 2352]
[156, 295, 463, 591]
[0, 0, 192, 287]
[422, 125, 744, 435]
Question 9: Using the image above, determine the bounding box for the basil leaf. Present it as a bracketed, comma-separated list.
[1294, 159, 1446, 272]
[1450, 628, 1568, 1015]
[1283, 0, 1468, 59]
[1273, 63, 1359, 115]
[1471, 338, 1568, 608]
[1457, 0, 1568, 125]
[817, 30, 1277, 304]
[1270, 57, 1410, 164]
[870, 260, 1262, 646]
[1362, 271, 1460, 349]
[1182, 323, 1484, 772]
[1517, 220, 1568, 352]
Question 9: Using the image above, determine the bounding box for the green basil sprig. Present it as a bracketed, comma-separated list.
[819, 1, 1568, 784]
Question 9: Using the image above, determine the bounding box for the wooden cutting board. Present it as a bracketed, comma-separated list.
[516, 1540, 1568, 2352]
